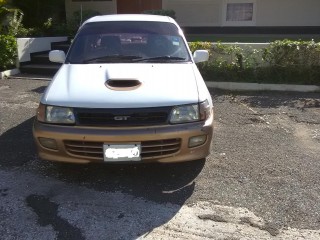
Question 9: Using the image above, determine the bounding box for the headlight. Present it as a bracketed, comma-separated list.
[46, 106, 75, 124]
[170, 104, 200, 124]
[169, 100, 212, 124]
[37, 104, 75, 124]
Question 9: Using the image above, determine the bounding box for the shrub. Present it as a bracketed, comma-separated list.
[189, 41, 212, 53]
[6, 9, 26, 36]
[189, 39, 320, 85]
[0, 34, 17, 71]
[4, 9, 47, 37]
[142, 9, 176, 19]
[11, 0, 66, 30]
[262, 39, 320, 67]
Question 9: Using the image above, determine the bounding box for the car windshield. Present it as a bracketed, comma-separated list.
[66, 21, 191, 64]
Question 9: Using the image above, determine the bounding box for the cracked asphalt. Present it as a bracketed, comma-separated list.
[0, 78, 320, 239]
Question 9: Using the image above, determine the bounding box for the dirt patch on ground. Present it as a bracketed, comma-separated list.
[294, 124, 320, 154]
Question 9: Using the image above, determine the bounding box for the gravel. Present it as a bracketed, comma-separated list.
[0, 78, 319, 239]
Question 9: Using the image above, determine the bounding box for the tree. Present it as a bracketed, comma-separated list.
[11, 0, 65, 28]
[0, 0, 21, 34]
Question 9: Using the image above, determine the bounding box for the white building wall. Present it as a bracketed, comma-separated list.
[163, 0, 320, 27]
[256, 0, 320, 26]
[163, 0, 222, 26]
[17, 37, 68, 62]
[64, 0, 320, 27]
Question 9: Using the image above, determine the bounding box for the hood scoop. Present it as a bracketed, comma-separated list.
[105, 79, 142, 91]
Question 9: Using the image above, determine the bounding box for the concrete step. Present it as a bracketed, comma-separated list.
[51, 41, 70, 52]
[30, 52, 51, 64]
[18, 40, 70, 77]
[20, 64, 61, 76]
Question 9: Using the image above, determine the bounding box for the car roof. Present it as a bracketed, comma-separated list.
[83, 14, 175, 25]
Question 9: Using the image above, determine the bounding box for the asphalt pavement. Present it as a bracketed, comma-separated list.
[0, 78, 320, 239]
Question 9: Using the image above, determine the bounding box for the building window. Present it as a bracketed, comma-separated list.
[222, 0, 256, 26]
[226, 3, 253, 21]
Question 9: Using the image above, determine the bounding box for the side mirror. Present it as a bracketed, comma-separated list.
[193, 50, 209, 63]
[49, 50, 66, 63]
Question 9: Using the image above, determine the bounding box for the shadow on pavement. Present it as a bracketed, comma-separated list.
[31, 86, 47, 94]
[0, 117, 204, 204]
[25, 159, 205, 239]
[1, 116, 206, 239]
[0, 117, 36, 167]
[43, 159, 204, 205]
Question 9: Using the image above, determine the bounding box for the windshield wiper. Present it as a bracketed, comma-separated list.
[133, 56, 186, 62]
[83, 55, 142, 63]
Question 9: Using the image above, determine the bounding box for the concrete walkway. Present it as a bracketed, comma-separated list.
[206, 81, 320, 92]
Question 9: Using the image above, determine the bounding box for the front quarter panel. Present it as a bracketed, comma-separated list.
[192, 65, 213, 106]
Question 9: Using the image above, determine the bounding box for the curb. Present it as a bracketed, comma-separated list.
[205, 81, 320, 92]
[9, 75, 52, 81]
[0, 69, 20, 80]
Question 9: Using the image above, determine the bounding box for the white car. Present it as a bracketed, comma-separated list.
[33, 14, 214, 164]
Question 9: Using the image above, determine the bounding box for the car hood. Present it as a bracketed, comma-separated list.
[43, 63, 200, 108]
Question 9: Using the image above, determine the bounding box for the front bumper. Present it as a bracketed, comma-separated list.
[33, 115, 213, 164]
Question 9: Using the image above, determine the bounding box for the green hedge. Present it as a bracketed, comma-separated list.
[0, 35, 17, 71]
[189, 40, 320, 85]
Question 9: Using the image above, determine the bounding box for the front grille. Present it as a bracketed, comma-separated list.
[64, 139, 181, 160]
[74, 107, 171, 127]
